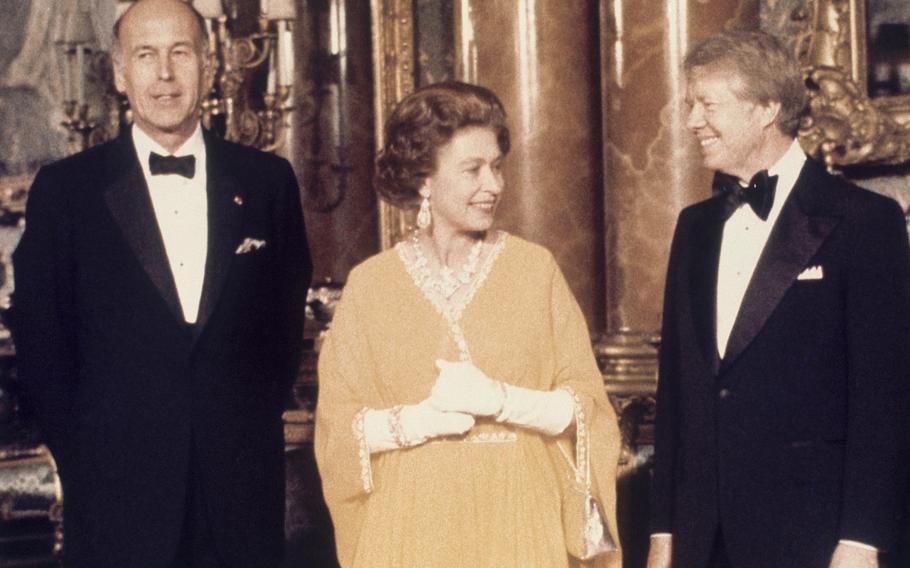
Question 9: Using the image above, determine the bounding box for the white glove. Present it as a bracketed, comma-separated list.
[496, 383, 575, 436]
[363, 399, 475, 453]
[429, 359, 505, 417]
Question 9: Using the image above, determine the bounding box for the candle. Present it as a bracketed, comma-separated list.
[279, 21, 294, 87]
[192, 0, 223, 18]
[262, 0, 296, 21]
[75, 46, 85, 105]
[62, 48, 72, 103]
[267, 46, 277, 94]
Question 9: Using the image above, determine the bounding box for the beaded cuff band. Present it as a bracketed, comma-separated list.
[389, 404, 409, 448]
[353, 408, 374, 492]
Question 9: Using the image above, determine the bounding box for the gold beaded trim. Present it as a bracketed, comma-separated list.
[561, 386, 589, 486]
[352, 407, 374, 493]
[396, 231, 508, 362]
[425, 431, 519, 445]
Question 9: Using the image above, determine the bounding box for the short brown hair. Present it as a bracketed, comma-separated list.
[684, 30, 806, 137]
[374, 81, 510, 207]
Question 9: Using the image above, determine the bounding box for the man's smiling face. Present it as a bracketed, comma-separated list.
[685, 66, 771, 181]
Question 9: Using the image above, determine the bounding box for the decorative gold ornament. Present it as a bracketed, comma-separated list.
[794, 0, 910, 168]
[202, 14, 295, 152]
[371, 0, 417, 249]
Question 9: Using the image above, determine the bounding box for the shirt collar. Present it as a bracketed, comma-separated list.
[763, 138, 805, 223]
[132, 123, 206, 179]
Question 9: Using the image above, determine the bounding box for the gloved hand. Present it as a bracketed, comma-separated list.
[495, 383, 575, 436]
[364, 399, 475, 453]
[428, 359, 505, 417]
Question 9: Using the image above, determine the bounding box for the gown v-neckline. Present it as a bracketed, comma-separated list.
[396, 231, 509, 360]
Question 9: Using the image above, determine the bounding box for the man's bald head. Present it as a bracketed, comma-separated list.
[114, 0, 209, 60]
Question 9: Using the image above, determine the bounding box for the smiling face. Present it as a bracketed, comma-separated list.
[685, 66, 779, 181]
[420, 126, 505, 237]
[113, 0, 212, 152]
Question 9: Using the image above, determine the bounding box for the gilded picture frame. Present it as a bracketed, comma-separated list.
[371, 0, 417, 250]
[795, 0, 910, 168]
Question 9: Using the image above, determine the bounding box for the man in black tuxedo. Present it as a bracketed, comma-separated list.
[8, 0, 311, 566]
[647, 31, 910, 568]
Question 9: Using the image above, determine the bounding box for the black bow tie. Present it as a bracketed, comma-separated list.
[712, 169, 778, 221]
[149, 152, 196, 178]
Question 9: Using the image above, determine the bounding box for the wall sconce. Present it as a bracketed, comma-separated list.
[57, 6, 101, 151]
[59, 0, 297, 153]
[196, 0, 296, 152]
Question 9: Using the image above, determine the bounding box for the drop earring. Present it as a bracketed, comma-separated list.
[417, 195, 431, 229]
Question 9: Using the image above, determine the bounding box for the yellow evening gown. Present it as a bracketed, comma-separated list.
[315, 233, 623, 568]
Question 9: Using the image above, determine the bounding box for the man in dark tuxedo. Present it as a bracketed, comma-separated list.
[8, 0, 311, 566]
[647, 31, 910, 568]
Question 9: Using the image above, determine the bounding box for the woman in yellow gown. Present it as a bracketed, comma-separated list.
[315, 82, 622, 568]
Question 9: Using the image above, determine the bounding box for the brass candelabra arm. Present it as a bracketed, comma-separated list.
[256, 86, 294, 153]
[220, 86, 293, 151]
[221, 16, 275, 72]
[61, 101, 99, 152]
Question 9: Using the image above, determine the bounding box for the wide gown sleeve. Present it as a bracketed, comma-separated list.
[314, 266, 382, 563]
[545, 254, 623, 568]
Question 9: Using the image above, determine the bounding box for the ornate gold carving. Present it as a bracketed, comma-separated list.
[0, 444, 64, 555]
[795, 0, 910, 167]
[594, 332, 659, 464]
[204, 17, 294, 153]
[0, 173, 31, 222]
[283, 409, 315, 445]
[371, 0, 417, 249]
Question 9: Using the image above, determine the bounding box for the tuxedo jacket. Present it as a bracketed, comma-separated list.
[8, 129, 312, 567]
[651, 158, 910, 568]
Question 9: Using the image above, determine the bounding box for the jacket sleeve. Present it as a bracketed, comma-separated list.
[839, 198, 910, 549]
[650, 210, 687, 535]
[270, 159, 311, 395]
[8, 165, 79, 474]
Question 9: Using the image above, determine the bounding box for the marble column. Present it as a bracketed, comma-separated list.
[599, 1, 759, 565]
[455, 0, 604, 332]
[602, 0, 760, 340]
[598, 0, 760, 383]
[289, 0, 379, 285]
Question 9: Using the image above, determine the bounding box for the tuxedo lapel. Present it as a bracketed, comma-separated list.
[194, 134, 245, 337]
[720, 161, 841, 372]
[689, 197, 728, 373]
[103, 135, 184, 321]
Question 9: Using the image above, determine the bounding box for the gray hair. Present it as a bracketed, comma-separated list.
[684, 30, 806, 137]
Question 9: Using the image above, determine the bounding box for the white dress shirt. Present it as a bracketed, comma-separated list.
[132, 124, 208, 323]
[715, 139, 805, 357]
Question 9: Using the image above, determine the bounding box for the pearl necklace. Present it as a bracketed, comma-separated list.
[410, 232, 483, 299]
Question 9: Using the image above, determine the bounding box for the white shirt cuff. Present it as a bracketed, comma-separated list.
[838, 540, 877, 552]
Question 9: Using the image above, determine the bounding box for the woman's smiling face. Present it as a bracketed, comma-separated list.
[421, 126, 505, 235]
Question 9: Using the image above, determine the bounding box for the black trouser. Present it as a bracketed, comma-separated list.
[708, 529, 734, 568]
[170, 455, 226, 568]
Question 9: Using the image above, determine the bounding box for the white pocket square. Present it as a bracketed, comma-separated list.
[797, 265, 824, 280]
[235, 238, 267, 255]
